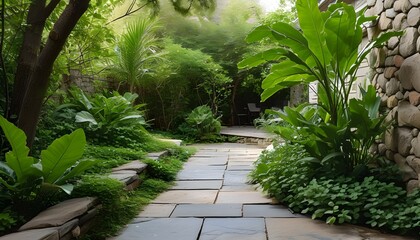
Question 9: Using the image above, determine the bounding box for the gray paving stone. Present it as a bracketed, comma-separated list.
[171, 204, 242, 217]
[182, 164, 226, 170]
[243, 204, 303, 218]
[228, 156, 258, 161]
[199, 218, 266, 240]
[227, 165, 254, 171]
[112, 161, 147, 173]
[220, 184, 258, 192]
[177, 169, 225, 180]
[115, 218, 203, 240]
[171, 180, 223, 190]
[187, 157, 228, 166]
[138, 204, 176, 218]
[265, 218, 415, 240]
[223, 171, 251, 185]
[108, 170, 139, 185]
[216, 191, 273, 204]
[153, 190, 218, 204]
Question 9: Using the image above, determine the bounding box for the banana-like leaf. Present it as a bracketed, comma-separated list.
[245, 25, 271, 43]
[296, 0, 331, 65]
[75, 111, 98, 126]
[238, 48, 287, 69]
[41, 129, 86, 184]
[54, 159, 97, 185]
[0, 116, 40, 183]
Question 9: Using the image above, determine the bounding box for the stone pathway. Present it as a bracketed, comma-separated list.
[111, 143, 414, 240]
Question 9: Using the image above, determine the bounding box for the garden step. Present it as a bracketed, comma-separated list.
[112, 161, 147, 174]
[147, 150, 169, 160]
[0, 228, 59, 240]
[19, 197, 98, 231]
[108, 170, 139, 185]
[158, 138, 183, 146]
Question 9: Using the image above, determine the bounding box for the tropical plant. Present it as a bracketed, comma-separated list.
[57, 88, 147, 131]
[0, 116, 95, 219]
[238, 0, 401, 125]
[108, 18, 161, 93]
[178, 105, 222, 141]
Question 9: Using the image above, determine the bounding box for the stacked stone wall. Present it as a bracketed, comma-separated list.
[366, 0, 420, 192]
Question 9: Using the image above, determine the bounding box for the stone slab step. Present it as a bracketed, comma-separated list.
[19, 197, 97, 231]
[158, 138, 183, 146]
[147, 150, 169, 160]
[112, 161, 147, 174]
[108, 170, 139, 185]
[0, 228, 59, 240]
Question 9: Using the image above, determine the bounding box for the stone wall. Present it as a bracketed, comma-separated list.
[366, 0, 420, 192]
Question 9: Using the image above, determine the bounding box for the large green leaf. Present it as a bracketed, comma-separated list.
[54, 159, 97, 185]
[41, 129, 86, 184]
[0, 116, 40, 183]
[296, 0, 331, 65]
[238, 48, 287, 69]
[245, 25, 271, 43]
[75, 111, 98, 126]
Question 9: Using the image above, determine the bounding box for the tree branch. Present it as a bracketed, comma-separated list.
[106, 1, 149, 25]
[0, 0, 9, 117]
[44, 0, 61, 19]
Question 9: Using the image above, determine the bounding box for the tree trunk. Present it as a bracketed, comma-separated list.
[10, 0, 48, 121]
[289, 84, 308, 107]
[17, 0, 90, 148]
[229, 76, 241, 126]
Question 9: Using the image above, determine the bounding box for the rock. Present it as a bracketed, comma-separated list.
[408, 91, 420, 105]
[412, 128, 419, 137]
[385, 0, 395, 8]
[369, 47, 386, 68]
[381, 95, 389, 106]
[386, 8, 397, 18]
[404, 91, 410, 99]
[397, 127, 413, 156]
[376, 68, 384, 73]
[389, 47, 399, 56]
[412, 135, 420, 157]
[394, 153, 418, 181]
[386, 149, 395, 160]
[367, 0, 377, 7]
[393, 55, 404, 67]
[385, 127, 398, 152]
[19, 197, 97, 231]
[378, 143, 387, 155]
[394, 0, 412, 12]
[388, 36, 399, 49]
[393, 13, 407, 30]
[385, 107, 397, 123]
[410, 0, 420, 6]
[398, 53, 420, 92]
[407, 179, 420, 194]
[397, 101, 420, 128]
[378, 12, 392, 30]
[407, 157, 420, 172]
[407, 8, 420, 26]
[384, 67, 398, 78]
[399, 27, 419, 57]
[399, 53, 420, 91]
[373, 0, 385, 15]
[386, 78, 400, 96]
[387, 95, 398, 108]
[385, 56, 394, 66]
[395, 91, 404, 100]
[417, 37, 420, 52]
[377, 73, 388, 90]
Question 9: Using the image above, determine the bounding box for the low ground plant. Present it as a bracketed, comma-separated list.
[251, 143, 420, 236]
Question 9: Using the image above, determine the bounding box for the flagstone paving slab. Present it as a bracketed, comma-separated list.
[227, 165, 254, 171]
[171, 180, 223, 190]
[171, 204, 242, 218]
[137, 204, 176, 218]
[199, 218, 266, 240]
[187, 158, 228, 166]
[220, 185, 258, 192]
[177, 169, 225, 180]
[223, 171, 251, 185]
[216, 191, 273, 204]
[265, 218, 415, 240]
[115, 218, 203, 240]
[181, 165, 226, 170]
[243, 204, 303, 218]
[153, 190, 218, 204]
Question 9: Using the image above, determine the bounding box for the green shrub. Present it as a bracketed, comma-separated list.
[178, 105, 222, 142]
[143, 156, 184, 181]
